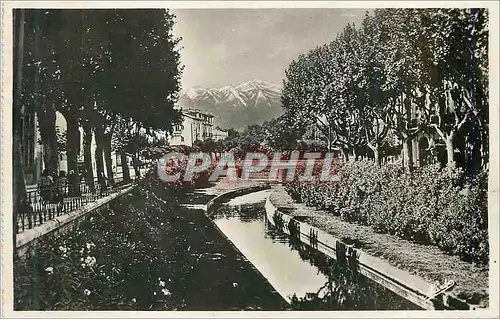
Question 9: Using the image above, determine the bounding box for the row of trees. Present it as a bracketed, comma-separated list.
[192, 116, 321, 158]
[14, 9, 183, 189]
[193, 121, 292, 157]
[281, 8, 489, 170]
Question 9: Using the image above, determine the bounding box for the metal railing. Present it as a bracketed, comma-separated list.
[16, 174, 136, 234]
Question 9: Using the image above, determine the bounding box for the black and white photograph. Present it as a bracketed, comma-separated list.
[1, 1, 498, 317]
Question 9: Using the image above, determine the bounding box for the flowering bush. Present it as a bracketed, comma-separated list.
[14, 184, 185, 310]
[284, 160, 489, 265]
[156, 152, 217, 190]
[14, 172, 287, 310]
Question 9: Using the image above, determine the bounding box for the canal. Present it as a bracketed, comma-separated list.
[211, 190, 423, 310]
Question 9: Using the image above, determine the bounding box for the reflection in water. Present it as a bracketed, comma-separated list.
[226, 190, 272, 206]
[214, 205, 327, 300]
[213, 197, 422, 310]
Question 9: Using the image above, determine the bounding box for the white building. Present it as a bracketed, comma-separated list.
[213, 127, 229, 141]
[170, 109, 214, 146]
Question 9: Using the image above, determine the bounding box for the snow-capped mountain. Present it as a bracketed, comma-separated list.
[182, 79, 281, 108]
[179, 79, 283, 130]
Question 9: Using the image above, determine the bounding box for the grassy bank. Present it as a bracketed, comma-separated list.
[14, 176, 288, 310]
[273, 178, 489, 307]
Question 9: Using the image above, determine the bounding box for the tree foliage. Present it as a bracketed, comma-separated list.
[281, 8, 489, 170]
[17, 9, 184, 183]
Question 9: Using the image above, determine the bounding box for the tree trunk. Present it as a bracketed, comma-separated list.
[13, 8, 29, 249]
[37, 105, 59, 176]
[94, 127, 106, 188]
[42, 134, 59, 176]
[103, 132, 114, 186]
[445, 134, 454, 165]
[367, 143, 381, 167]
[65, 114, 80, 195]
[32, 13, 59, 176]
[13, 131, 33, 232]
[40, 126, 59, 176]
[373, 148, 380, 167]
[402, 138, 413, 169]
[353, 147, 360, 161]
[431, 121, 459, 167]
[132, 152, 141, 179]
[481, 127, 489, 170]
[341, 148, 349, 162]
[82, 121, 94, 189]
[120, 151, 131, 182]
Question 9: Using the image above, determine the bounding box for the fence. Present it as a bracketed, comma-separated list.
[16, 173, 137, 234]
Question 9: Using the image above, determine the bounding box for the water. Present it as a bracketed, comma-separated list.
[212, 190, 422, 310]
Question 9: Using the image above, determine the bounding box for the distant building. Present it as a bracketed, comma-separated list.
[170, 109, 214, 146]
[407, 109, 445, 167]
[213, 127, 229, 141]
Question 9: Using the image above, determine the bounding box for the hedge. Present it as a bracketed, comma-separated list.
[284, 160, 489, 265]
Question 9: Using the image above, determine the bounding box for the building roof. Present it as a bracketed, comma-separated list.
[182, 108, 214, 118]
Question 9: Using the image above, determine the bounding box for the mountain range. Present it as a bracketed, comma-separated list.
[178, 79, 284, 130]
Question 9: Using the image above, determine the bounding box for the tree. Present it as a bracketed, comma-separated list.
[194, 138, 217, 159]
[21, 10, 62, 175]
[424, 9, 489, 168]
[357, 12, 392, 165]
[95, 10, 183, 179]
[329, 23, 367, 159]
[282, 47, 335, 151]
[264, 114, 305, 151]
[377, 9, 428, 168]
[50, 10, 93, 187]
[243, 124, 267, 143]
[282, 25, 371, 160]
[13, 9, 32, 241]
[280, 8, 488, 170]
[111, 118, 134, 182]
[226, 128, 240, 138]
[97, 10, 183, 133]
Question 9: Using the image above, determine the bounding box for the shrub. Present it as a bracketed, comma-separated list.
[155, 152, 216, 190]
[284, 161, 489, 265]
[14, 179, 185, 310]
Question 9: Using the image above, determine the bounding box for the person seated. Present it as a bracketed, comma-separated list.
[56, 171, 68, 201]
[38, 169, 54, 202]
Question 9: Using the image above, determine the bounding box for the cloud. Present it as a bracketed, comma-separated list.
[341, 12, 360, 17]
[172, 8, 367, 89]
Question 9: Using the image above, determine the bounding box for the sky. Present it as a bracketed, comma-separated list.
[171, 9, 367, 90]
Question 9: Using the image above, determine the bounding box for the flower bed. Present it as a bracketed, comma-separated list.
[14, 182, 183, 310]
[14, 175, 287, 310]
[284, 161, 489, 265]
[154, 145, 217, 190]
